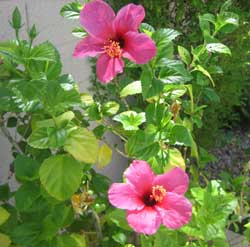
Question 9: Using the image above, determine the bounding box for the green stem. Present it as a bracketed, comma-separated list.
[91, 210, 102, 243]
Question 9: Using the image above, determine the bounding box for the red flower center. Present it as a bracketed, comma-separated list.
[104, 39, 122, 58]
[143, 185, 166, 207]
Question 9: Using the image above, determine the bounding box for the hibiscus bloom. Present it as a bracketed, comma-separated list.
[108, 160, 192, 235]
[73, 0, 157, 83]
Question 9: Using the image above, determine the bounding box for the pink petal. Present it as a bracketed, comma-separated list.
[96, 54, 124, 83]
[127, 207, 161, 235]
[114, 4, 145, 35]
[73, 36, 103, 58]
[155, 192, 192, 229]
[122, 31, 157, 64]
[108, 183, 145, 210]
[124, 160, 155, 196]
[80, 0, 115, 41]
[153, 168, 189, 195]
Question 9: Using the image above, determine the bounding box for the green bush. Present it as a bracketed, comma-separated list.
[104, 0, 250, 148]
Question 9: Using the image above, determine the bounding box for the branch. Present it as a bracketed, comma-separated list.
[0, 118, 24, 154]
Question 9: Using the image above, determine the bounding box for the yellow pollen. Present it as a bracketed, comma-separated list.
[152, 185, 166, 203]
[104, 39, 122, 58]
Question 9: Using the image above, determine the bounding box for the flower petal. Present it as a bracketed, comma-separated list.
[114, 4, 145, 35]
[108, 183, 145, 210]
[122, 31, 157, 64]
[127, 207, 161, 235]
[73, 36, 103, 58]
[155, 192, 192, 229]
[124, 160, 155, 196]
[80, 0, 115, 41]
[153, 167, 189, 195]
[96, 54, 124, 83]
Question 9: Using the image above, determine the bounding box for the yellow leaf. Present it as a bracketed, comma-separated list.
[97, 143, 112, 169]
[165, 148, 185, 172]
[0, 233, 11, 247]
[64, 127, 98, 164]
[0, 207, 10, 225]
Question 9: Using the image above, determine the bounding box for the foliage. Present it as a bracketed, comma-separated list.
[0, 1, 248, 247]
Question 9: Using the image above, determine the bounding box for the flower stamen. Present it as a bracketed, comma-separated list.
[152, 185, 166, 203]
[104, 39, 122, 58]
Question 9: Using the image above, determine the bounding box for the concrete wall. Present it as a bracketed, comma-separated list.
[0, 0, 127, 186]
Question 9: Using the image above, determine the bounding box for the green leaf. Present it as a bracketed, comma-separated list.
[14, 155, 40, 181]
[141, 68, 163, 99]
[112, 232, 127, 245]
[178, 46, 191, 65]
[28, 126, 68, 149]
[0, 207, 10, 226]
[102, 101, 120, 116]
[195, 65, 215, 87]
[0, 184, 11, 201]
[153, 28, 179, 60]
[170, 124, 193, 146]
[113, 111, 146, 131]
[153, 28, 180, 44]
[206, 43, 231, 55]
[106, 209, 132, 231]
[64, 127, 98, 164]
[216, 12, 239, 33]
[44, 80, 81, 114]
[72, 27, 87, 38]
[11, 7, 22, 30]
[97, 143, 112, 169]
[11, 223, 41, 246]
[60, 1, 83, 19]
[15, 182, 46, 212]
[120, 81, 142, 98]
[126, 130, 160, 160]
[0, 233, 11, 247]
[139, 23, 155, 36]
[203, 88, 220, 103]
[39, 154, 83, 201]
[29, 42, 57, 62]
[57, 233, 86, 247]
[28, 44, 62, 80]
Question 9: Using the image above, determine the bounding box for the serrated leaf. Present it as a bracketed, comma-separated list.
[97, 143, 112, 168]
[72, 27, 87, 38]
[113, 111, 146, 131]
[120, 81, 142, 98]
[29, 42, 56, 61]
[206, 43, 231, 55]
[195, 65, 215, 87]
[64, 127, 98, 164]
[39, 154, 83, 200]
[102, 101, 119, 116]
[15, 182, 46, 212]
[126, 130, 160, 160]
[60, 1, 83, 19]
[178, 46, 191, 65]
[139, 23, 155, 36]
[170, 124, 193, 147]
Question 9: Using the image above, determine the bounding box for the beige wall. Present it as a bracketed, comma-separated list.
[0, 0, 127, 186]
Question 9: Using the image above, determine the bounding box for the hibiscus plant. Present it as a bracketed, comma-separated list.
[0, 0, 243, 247]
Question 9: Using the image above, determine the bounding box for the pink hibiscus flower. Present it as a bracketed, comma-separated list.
[73, 0, 157, 83]
[108, 160, 192, 235]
